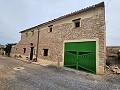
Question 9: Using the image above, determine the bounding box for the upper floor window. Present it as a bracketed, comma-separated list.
[23, 48, 26, 53]
[48, 25, 53, 32]
[72, 18, 81, 28]
[31, 30, 34, 36]
[26, 33, 28, 37]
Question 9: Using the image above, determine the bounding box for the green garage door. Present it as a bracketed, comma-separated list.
[64, 41, 96, 74]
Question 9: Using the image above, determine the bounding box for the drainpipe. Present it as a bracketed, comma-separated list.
[36, 26, 40, 61]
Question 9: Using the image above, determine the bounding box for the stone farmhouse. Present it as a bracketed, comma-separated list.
[11, 2, 106, 74]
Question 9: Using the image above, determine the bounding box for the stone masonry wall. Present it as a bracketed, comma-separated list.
[12, 29, 38, 58]
[38, 7, 105, 67]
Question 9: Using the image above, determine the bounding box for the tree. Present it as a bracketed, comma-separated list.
[4, 43, 16, 57]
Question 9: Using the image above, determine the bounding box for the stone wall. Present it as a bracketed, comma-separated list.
[38, 7, 105, 67]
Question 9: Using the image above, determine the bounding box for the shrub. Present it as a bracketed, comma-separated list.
[106, 59, 111, 66]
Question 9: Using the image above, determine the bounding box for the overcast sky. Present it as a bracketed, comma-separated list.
[0, 0, 119, 46]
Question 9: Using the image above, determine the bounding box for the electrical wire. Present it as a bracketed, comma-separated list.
[106, 0, 112, 7]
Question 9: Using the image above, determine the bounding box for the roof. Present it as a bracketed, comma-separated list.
[20, 2, 104, 33]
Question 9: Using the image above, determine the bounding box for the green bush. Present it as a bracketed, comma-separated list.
[106, 59, 111, 66]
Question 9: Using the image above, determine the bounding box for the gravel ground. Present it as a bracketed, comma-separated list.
[0, 55, 120, 90]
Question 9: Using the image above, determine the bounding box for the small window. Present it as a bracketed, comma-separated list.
[43, 49, 48, 56]
[30, 43, 33, 47]
[26, 33, 28, 37]
[31, 30, 34, 36]
[72, 18, 81, 28]
[49, 27, 52, 32]
[23, 48, 26, 53]
[75, 22, 80, 28]
[48, 25, 53, 32]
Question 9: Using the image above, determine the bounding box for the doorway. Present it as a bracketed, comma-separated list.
[30, 47, 34, 60]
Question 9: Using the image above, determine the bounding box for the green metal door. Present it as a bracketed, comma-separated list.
[64, 41, 96, 74]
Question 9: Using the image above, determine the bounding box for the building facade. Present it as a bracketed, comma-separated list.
[11, 2, 106, 74]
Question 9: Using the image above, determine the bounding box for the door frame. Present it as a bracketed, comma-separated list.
[62, 39, 99, 74]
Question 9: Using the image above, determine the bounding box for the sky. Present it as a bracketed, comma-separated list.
[0, 0, 120, 46]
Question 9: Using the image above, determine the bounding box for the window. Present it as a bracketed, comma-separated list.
[48, 25, 53, 32]
[31, 30, 34, 36]
[49, 27, 52, 32]
[30, 43, 33, 47]
[23, 48, 26, 53]
[72, 18, 81, 28]
[26, 33, 28, 37]
[75, 22, 80, 28]
[43, 49, 48, 56]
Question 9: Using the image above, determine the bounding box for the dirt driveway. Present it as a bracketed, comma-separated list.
[0, 55, 120, 90]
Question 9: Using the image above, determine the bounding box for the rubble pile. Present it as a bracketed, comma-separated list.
[106, 65, 120, 74]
